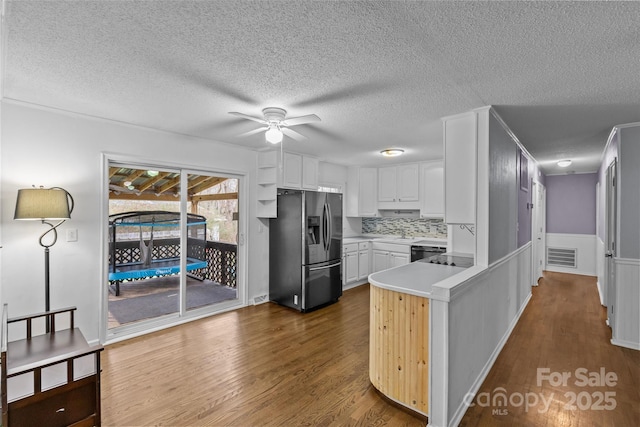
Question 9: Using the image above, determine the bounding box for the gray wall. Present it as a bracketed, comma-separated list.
[619, 126, 640, 259]
[488, 113, 518, 264]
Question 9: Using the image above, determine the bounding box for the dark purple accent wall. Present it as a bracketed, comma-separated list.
[546, 173, 598, 235]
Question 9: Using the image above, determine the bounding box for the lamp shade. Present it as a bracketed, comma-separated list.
[14, 188, 71, 220]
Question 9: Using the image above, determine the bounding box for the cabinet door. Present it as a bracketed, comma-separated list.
[420, 161, 444, 217]
[359, 168, 378, 216]
[282, 152, 302, 189]
[378, 166, 397, 202]
[372, 250, 389, 273]
[302, 156, 319, 190]
[396, 164, 419, 202]
[358, 250, 369, 280]
[345, 251, 359, 283]
[390, 252, 410, 268]
[444, 113, 476, 223]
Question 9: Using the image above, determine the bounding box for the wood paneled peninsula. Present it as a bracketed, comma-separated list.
[368, 261, 467, 418]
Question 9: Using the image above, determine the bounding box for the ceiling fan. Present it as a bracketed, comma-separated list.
[229, 107, 320, 144]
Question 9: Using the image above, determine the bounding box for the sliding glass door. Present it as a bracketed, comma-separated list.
[106, 162, 241, 334]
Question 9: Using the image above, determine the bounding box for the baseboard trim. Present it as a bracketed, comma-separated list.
[611, 338, 640, 351]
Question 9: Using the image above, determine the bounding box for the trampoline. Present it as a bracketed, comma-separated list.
[109, 211, 208, 296]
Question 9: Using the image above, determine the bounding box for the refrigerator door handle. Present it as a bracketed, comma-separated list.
[325, 200, 332, 254]
[308, 261, 342, 271]
[323, 202, 330, 253]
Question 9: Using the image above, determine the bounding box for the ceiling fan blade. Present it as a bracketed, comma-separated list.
[282, 127, 308, 142]
[229, 112, 267, 124]
[237, 126, 269, 138]
[282, 114, 321, 127]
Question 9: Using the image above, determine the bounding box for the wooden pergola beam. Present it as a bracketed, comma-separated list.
[190, 192, 238, 203]
[189, 177, 227, 196]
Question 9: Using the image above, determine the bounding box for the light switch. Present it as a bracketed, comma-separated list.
[66, 228, 78, 242]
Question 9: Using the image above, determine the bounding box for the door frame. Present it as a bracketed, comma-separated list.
[100, 153, 248, 344]
[604, 160, 617, 328]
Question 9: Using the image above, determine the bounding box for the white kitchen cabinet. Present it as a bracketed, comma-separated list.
[371, 242, 411, 272]
[443, 111, 477, 224]
[343, 241, 371, 285]
[358, 242, 370, 280]
[420, 160, 444, 218]
[377, 167, 397, 202]
[302, 155, 319, 190]
[372, 250, 389, 273]
[377, 163, 420, 209]
[277, 151, 319, 190]
[345, 251, 359, 283]
[389, 252, 410, 268]
[346, 167, 378, 217]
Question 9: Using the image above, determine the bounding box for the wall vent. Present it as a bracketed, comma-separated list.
[252, 294, 268, 305]
[547, 247, 577, 268]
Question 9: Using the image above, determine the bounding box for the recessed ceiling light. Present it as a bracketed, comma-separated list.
[557, 160, 572, 168]
[380, 148, 404, 157]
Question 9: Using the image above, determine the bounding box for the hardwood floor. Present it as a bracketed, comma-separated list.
[101, 284, 425, 426]
[460, 271, 640, 426]
[102, 272, 639, 426]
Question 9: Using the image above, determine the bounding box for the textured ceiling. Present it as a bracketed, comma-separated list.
[3, 1, 640, 174]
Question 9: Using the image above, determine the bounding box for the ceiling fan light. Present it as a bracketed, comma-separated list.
[557, 159, 572, 168]
[380, 148, 404, 157]
[265, 125, 283, 144]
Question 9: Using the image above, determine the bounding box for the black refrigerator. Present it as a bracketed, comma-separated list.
[269, 189, 343, 312]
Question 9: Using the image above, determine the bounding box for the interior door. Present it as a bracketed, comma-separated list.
[531, 181, 546, 284]
[605, 160, 617, 328]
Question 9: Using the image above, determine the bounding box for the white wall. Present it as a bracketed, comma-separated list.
[0, 101, 269, 343]
[545, 233, 597, 276]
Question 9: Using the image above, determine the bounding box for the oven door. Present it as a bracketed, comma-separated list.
[410, 245, 446, 262]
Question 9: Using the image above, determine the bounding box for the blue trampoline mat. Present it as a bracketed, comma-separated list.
[109, 257, 207, 281]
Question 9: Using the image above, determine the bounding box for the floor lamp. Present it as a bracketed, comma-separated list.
[14, 187, 74, 331]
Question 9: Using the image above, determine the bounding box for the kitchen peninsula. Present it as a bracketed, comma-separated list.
[368, 259, 469, 416]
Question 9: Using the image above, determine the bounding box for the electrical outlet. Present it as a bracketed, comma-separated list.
[66, 228, 78, 242]
[294, 294, 298, 305]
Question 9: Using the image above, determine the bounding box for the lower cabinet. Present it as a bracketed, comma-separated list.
[345, 251, 359, 283]
[372, 245, 410, 273]
[343, 242, 371, 285]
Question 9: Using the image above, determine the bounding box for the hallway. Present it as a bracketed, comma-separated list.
[460, 271, 640, 426]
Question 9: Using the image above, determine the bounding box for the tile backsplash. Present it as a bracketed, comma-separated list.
[362, 217, 447, 239]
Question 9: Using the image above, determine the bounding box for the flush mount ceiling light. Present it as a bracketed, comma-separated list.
[557, 159, 572, 168]
[265, 123, 283, 144]
[147, 170, 159, 177]
[380, 148, 404, 157]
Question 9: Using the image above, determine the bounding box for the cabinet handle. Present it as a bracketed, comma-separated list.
[56, 408, 66, 413]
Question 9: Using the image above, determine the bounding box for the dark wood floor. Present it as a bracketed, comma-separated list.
[101, 284, 425, 426]
[101, 272, 639, 426]
[460, 271, 640, 426]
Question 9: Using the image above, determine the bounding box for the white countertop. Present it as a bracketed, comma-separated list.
[368, 261, 466, 300]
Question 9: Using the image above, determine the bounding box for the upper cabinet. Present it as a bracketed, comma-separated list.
[443, 111, 477, 224]
[279, 151, 319, 190]
[420, 160, 444, 218]
[256, 150, 319, 218]
[378, 163, 420, 210]
[346, 167, 378, 217]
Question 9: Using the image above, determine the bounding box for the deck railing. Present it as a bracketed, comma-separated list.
[108, 239, 237, 288]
